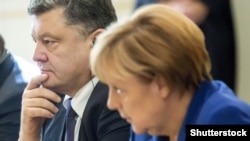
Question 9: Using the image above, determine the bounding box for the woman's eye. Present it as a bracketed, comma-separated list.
[113, 86, 123, 94]
[116, 88, 122, 94]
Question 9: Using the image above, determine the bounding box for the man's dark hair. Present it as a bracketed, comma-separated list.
[28, 0, 117, 36]
[0, 34, 5, 54]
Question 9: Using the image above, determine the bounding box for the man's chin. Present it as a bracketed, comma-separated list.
[41, 81, 57, 91]
[41, 84, 62, 94]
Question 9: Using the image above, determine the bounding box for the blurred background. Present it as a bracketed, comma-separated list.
[0, 0, 249, 103]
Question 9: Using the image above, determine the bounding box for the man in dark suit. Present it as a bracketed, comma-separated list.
[18, 0, 130, 141]
[134, 0, 236, 91]
[0, 34, 39, 141]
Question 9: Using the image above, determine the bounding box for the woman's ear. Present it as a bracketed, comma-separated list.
[153, 75, 169, 99]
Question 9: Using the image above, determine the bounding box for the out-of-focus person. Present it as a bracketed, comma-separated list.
[0, 34, 39, 141]
[134, 0, 236, 91]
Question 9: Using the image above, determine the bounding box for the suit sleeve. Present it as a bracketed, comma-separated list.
[97, 106, 130, 141]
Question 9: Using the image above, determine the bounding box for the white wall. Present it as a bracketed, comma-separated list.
[0, 0, 35, 63]
[0, 0, 134, 64]
[231, 0, 250, 103]
[0, 0, 249, 103]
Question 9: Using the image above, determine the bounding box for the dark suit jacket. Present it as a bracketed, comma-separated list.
[42, 82, 130, 141]
[199, 0, 236, 91]
[0, 52, 38, 141]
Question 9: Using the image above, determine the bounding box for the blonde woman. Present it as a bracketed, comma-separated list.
[90, 4, 250, 141]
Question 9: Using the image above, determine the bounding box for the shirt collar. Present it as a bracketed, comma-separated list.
[63, 77, 99, 118]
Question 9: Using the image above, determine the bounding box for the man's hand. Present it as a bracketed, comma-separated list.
[18, 74, 61, 141]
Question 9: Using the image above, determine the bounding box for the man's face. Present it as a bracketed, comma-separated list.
[31, 7, 93, 96]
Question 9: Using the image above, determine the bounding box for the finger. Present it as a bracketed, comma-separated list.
[23, 88, 61, 104]
[22, 98, 60, 119]
[25, 74, 48, 90]
[23, 97, 60, 114]
[23, 107, 56, 119]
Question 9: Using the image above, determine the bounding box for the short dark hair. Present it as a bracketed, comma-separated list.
[28, 0, 117, 36]
[0, 34, 5, 54]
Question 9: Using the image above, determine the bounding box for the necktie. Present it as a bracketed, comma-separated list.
[65, 98, 77, 141]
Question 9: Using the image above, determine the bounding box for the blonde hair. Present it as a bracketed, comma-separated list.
[91, 4, 212, 92]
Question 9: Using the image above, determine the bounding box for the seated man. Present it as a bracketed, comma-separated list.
[0, 34, 39, 141]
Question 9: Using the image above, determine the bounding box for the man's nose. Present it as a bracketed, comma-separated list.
[32, 43, 47, 63]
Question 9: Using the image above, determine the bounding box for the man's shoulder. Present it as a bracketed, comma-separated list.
[84, 82, 109, 113]
[88, 82, 109, 102]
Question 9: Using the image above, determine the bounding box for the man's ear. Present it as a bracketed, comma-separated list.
[89, 29, 105, 45]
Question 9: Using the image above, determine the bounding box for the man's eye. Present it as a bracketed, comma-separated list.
[43, 40, 54, 45]
[32, 38, 37, 43]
